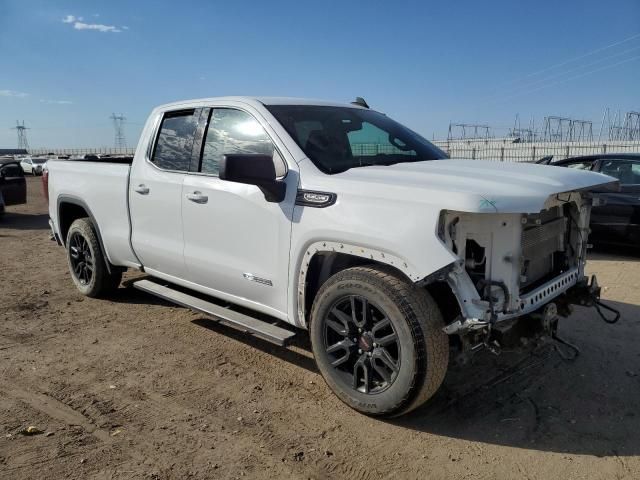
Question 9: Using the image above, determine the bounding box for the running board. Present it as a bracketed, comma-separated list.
[133, 279, 296, 346]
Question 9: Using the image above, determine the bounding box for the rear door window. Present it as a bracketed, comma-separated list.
[151, 110, 198, 171]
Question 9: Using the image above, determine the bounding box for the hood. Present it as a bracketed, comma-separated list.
[310, 159, 619, 213]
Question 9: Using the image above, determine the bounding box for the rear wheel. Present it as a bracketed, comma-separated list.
[310, 266, 449, 417]
[66, 218, 122, 297]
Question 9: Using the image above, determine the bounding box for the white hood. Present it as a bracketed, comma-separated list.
[322, 159, 618, 214]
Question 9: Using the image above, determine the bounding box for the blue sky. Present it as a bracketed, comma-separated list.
[1, 0, 639, 148]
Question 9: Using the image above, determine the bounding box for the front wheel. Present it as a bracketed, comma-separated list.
[66, 218, 122, 297]
[310, 266, 449, 417]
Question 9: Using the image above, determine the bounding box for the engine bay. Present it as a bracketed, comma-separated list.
[438, 191, 592, 323]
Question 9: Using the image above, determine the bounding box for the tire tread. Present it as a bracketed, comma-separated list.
[311, 265, 449, 416]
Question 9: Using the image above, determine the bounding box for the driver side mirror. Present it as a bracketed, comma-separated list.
[219, 154, 286, 203]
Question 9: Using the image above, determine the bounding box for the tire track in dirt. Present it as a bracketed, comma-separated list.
[0, 382, 112, 443]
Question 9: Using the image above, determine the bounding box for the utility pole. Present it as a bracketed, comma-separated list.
[13, 120, 30, 150]
[110, 113, 127, 149]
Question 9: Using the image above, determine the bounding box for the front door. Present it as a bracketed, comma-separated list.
[181, 107, 295, 318]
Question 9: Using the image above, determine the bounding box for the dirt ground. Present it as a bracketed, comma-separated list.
[1, 176, 639, 480]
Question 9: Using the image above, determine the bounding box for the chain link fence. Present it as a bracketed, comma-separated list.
[432, 139, 640, 163]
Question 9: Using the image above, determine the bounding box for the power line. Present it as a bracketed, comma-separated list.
[490, 54, 640, 105]
[497, 31, 640, 89]
[493, 44, 640, 101]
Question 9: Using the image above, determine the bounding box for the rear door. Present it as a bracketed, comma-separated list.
[129, 109, 202, 278]
[0, 163, 27, 205]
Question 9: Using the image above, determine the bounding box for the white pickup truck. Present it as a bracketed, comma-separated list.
[46, 96, 619, 416]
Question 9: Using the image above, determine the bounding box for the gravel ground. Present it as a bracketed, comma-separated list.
[1, 176, 639, 479]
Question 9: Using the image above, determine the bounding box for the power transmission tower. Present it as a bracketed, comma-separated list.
[447, 123, 492, 141]
[13, 120, 30, 150]
[509, 114, 536, 143]
[598, 108, 634, 141]
[622, 111, 640, 140]
[571, 120, 593, 142]
[543, 116, 592, 142]
[110, 113, 127, 149]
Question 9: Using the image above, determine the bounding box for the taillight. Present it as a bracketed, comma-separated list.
[42, 167, 50, 205]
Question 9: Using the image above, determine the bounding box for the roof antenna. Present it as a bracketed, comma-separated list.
[351, 97, 370, 109]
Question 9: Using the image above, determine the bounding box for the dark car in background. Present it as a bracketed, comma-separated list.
[537, 154, 640, 247]
[0, 161, 27, 215]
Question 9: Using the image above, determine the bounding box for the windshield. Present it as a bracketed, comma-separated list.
[266, 105, 447, 173]
[32, 158, 47, 164]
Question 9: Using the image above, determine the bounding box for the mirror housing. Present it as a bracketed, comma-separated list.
[219, 154, 286, 203]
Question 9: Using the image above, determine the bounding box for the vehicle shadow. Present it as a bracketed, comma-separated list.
[391, 300, 640, 457]
[115, 279, 318, 373]
[113, 280, 639, 456]
[191, 317, 318, 374]
[0, 212, 49, 230]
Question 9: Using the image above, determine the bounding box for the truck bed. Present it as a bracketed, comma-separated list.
[47, 159, 139, 268]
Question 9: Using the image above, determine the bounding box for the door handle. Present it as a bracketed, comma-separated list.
[134, 184, 150, 195]
[186, 191, 208, 204]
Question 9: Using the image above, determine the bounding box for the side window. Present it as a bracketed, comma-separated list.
[1, 164, 23, 177]
[201, 109, 278, 176]
[151, 110, 198, 171]
[599, 159, 640, 185]
[565, 161, 593, 170]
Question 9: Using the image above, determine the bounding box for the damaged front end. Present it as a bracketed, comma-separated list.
[435, 190, 619, 355]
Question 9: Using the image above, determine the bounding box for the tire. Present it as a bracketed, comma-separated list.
[310, 265, 449, 417]
[66, 218, 122, 298]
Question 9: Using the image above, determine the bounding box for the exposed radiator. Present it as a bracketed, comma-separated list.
[521, 208, 568, 289]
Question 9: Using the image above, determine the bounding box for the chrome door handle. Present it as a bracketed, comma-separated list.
[134, 184, 150, 195]
[186, 191, 208, 204]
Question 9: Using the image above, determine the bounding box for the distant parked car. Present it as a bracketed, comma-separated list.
[0, 161, 27, 215]
[20, 156, 48, 176]
[537, 154, 640, 247]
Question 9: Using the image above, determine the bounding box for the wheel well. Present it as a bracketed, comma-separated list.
[58, 202, 89, 245]
[423, 281, 461, 326]
[424, 280, 462, 351]
[302, 252, 461, 346]
[303, 252, 413, 322]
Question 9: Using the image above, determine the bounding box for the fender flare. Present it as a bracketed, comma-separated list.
[295, 240, 423, 328]
[56, 194, 114, 274]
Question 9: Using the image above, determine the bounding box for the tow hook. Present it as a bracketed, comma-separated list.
[444, 317, 501, 357]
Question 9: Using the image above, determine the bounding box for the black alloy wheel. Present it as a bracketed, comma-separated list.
[69, 231, 94, 285]
[323, 295, 401, 394]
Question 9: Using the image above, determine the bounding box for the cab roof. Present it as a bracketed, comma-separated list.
[154, 96, 367, 112]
